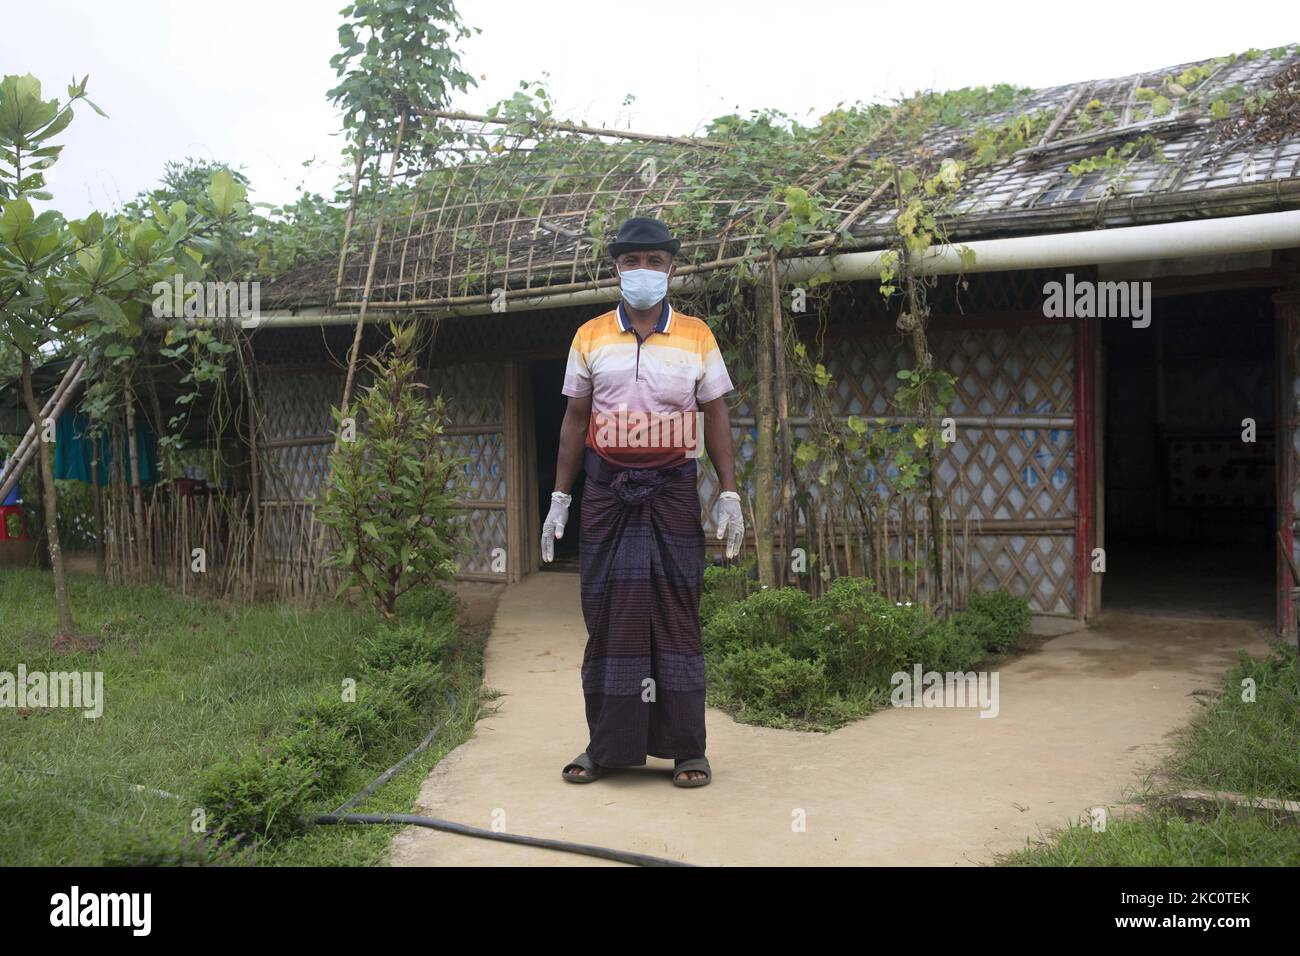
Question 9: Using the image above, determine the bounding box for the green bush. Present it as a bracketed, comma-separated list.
[958, 590, 1031, 653]
[358, 617, 457, 672]
[700, 577, 1032, 729]
[394, 586, 461, 626]
[715, 644, 828, 722]
[196, 749, 318, 844]
[700, 562, 759, 624]
[294, 681, 416, 752]
[702, 585, 819, 679]
[913, 617, 986, 673]
[368, 660, 448, 711]
[808, 579, 928, 691]
[278, 720, 359, 793]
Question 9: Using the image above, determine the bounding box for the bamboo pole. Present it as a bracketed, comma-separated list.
[91, 435, 105, 579]
[751, 281, 777, 587]
[124, 384, 146, 582]
[892, 168, 945, 610]
[417, 108, 729, 149]
[768, 249, 795, 589]
[334, 147, 367, 304]
[340, 110, 408, 414]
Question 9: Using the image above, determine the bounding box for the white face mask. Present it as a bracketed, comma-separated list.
[618, 266, 669, 310]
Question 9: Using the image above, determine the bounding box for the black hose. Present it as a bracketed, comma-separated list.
[331, 696, 458, 814]
[314, 813, 695, 867]
[321, 691, 697, 868]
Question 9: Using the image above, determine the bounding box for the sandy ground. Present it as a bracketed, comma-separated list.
[388, 572, 1273, 866]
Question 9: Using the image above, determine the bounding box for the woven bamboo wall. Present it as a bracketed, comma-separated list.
[699, 322, 1077, 614]
[699, 273, 1080, 615]
[252, 326, 513, 586]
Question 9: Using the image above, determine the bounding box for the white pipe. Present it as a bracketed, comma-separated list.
[779, 208, 1300, 284]
[241, 210, 1300, 329]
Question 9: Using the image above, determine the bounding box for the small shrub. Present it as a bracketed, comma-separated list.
[314, 323, 470, 617]
[808, 579, 928, 691]
[368, 660, 448, 711]
[700, 561, 759, 624]
[715, 644, 828, 722]
[958, 590, 1031, 653]
[278, 721, 359, 793]
[395, 586, 461, 626]
[703, 586, 816, 658]
[295, 681, 416, 751]
[913, 617, 986, 674]
[196, 750, 318, 844]
[358, 618, 457, 671]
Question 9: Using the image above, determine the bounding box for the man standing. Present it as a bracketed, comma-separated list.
[542, 217, 744, 788]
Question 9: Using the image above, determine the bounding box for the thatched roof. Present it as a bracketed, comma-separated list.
[264, 43, 1300, 312]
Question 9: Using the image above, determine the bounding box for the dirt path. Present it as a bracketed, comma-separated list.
[389, 573, 1273, 866]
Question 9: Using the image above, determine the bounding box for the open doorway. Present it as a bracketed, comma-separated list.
[531, 358, 584, 571]
[1101, 288, 1276, 622]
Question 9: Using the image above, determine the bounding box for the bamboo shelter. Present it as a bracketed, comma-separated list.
[245, 46, 1300, 629]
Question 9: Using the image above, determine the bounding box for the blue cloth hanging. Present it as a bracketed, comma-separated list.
[53, 410, 157, 487]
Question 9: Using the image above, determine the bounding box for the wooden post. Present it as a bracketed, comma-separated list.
[752, 275, 777, 587]
[91, 435, 105, 579]
[241, 342, 261, 595]
[504, 360, 522, 583]
[769, 250, 795, 588]
[518, 361, 541, 575]
[125, 383, 147, 581]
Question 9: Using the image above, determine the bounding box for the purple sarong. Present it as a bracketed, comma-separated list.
[578, 447, 706, 767]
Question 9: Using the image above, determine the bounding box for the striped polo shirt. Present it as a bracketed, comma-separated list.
[562, 300, 734, 468]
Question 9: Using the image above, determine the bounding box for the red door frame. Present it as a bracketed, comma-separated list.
[1275, 291, 1298, 638]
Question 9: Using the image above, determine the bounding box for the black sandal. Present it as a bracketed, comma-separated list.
[673, 756, 711, 788]
[561, 752, 605, 783]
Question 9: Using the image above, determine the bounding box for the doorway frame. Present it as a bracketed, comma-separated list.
[1087, 265, 1295, 633]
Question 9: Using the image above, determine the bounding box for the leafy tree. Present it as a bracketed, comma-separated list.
[314, 322, 469, 618]
[327, 0, 478, 149]
[0, 74, 233, 637]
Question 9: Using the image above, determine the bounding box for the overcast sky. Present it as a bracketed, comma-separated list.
[4, 0, 1295, 218]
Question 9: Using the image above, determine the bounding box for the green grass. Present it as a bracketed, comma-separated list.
[1164, 648, 1300, 800]
[1002, 809, 1300, 866]
[0, 567, 487, 866]
[1003, 643, 1300, 867]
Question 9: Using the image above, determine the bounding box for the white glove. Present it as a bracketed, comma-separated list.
[541, 491, 572, 563]
[713, 491, 744, 559]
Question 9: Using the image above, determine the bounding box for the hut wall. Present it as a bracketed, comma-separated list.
[251, 325, 518, 588]
[694, 271, 1082, 616]
[700, 319, 1078, 615]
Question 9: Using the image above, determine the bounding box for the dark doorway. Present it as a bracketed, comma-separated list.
[1101, 287, 1275, 622]
[532, 358, 584, 571]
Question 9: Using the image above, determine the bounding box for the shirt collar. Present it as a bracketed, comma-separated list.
[617, 299, 672, 335]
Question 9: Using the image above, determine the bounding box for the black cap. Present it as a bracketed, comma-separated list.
[607, 216, 681, 258]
